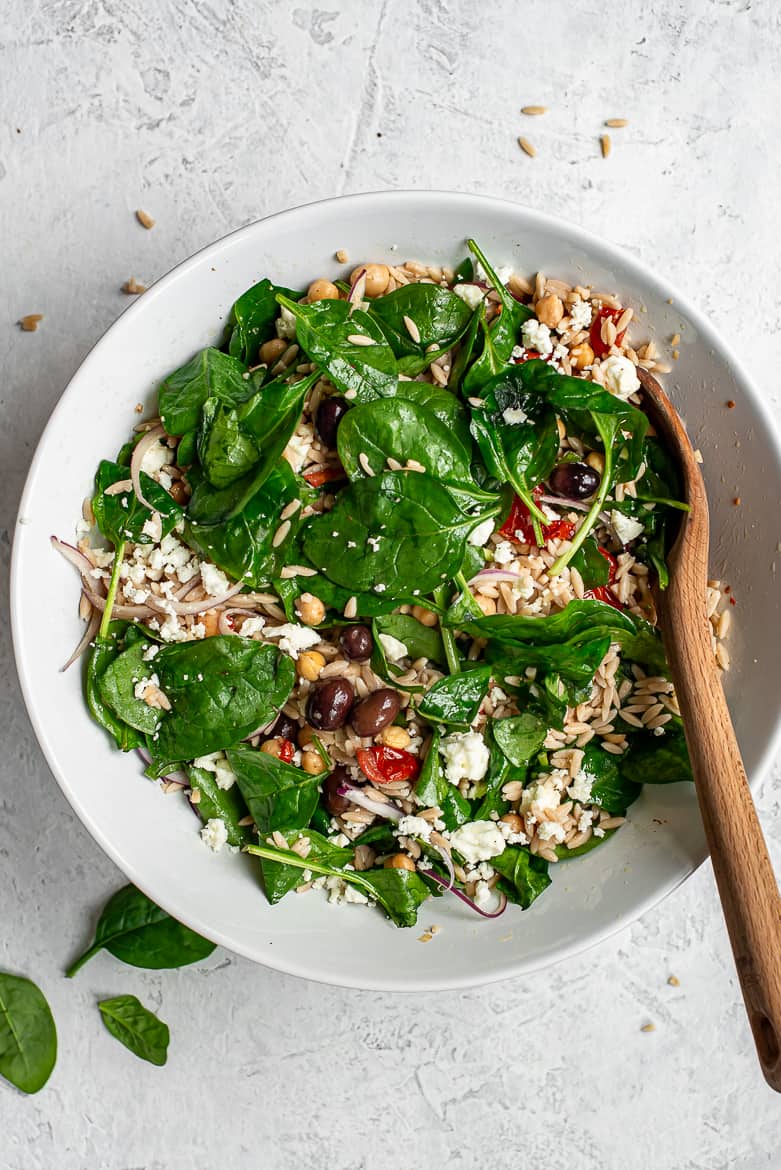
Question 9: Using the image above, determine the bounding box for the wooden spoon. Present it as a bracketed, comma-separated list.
[637, 367, 781, 1091]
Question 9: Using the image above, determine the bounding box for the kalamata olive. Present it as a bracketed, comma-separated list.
[306, 677, 355, 730]
[323, 765, 351, 815]
[270, 712, 298, 742]
[316, 396, 349, 448]
[549, 461, 601, 500]
[350, 688, 402, 737]
[339, 624, 373, 661]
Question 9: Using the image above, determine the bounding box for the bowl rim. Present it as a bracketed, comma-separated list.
[11, 189, 781, 991]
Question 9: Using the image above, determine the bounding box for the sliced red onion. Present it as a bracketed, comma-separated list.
[215, 592, 278, 608]
[242, 714, 278, 741]
[80, 584, 154, 620]
[51, 538, 154, 618]
[175, 574, 202, 600]
[348, 267, 367, 305]
[130, 424, 167, 513]
[60, 608, 100, 672]
[218, 606, 260, 635]
[337, 783, 402, 821]
[51, 536, 95, 577]
[538, 493, 590, 513]
[430, 843, 455, 890]
[421, 868, 508, 918]
[145, 580, 243, 616]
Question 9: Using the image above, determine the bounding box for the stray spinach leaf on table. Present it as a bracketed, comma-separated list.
[98, 995, 169, 1067]
[66, 884, 216, 977]
[0, 973, 57, 1095]
[92, 460, 183, 547]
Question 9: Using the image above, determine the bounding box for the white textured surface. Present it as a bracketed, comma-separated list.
[1, 1, 780, 1166]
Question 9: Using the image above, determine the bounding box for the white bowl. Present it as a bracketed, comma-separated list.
[12, 192, 781, 990]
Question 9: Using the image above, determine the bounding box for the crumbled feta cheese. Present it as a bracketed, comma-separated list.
[498, 819, 529, 846]
[473, 881, 498, 910]
[492, 540, 516, 565]
[142, 512, 163, 542]
[466, 861, 495, 882]
[397, 815, 432, 841]
[275, 304, 297, 340]
[378, 633, 408, 662]
[521, 319, 553, 356]
[201, 561, 231, 597]
[157, 614, 190, 642]
[452, 283, 485, 310]
[567, 771, 594, 804]
[327, 832, 351, 848]
[502, 405, 528, 426]
[141, 439, 174, 478]
[520, 779, 561, 818]
[495, 264, 514, 286]
[190, 622, 206, 640]
[193, 751, 236, 791]
[143, 644, 159, 662]
[593, 825, 606, 838]
[367, 535, 382, 552]
[601, 354, 640, 400]
[283, 424, 314, 472]
[439, 731, 490, 784]
[577, 808, 595, 833]
[568, 298, 593, 331]
[449, 820, 506, 864]
[537, 820, 566, 844]
[491, 686, 508, 704]
[468, 518, 495, 547]
[263, 622, 321, 659]
[373, 583, 387, 593]
[510, 568, 536, 602]
[133, 674, 159, 701]
[200, 818, 228, 852]
[325, 875, 369, 905]
[239, 616, 266, 638]
[610, 510, 645, 545]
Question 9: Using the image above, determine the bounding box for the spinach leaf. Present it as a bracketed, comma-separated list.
[619, 723, 692, 785]
[92, 460, 183, 547]
[619, 620, 670, 675]
[159, 348, 255, 436]
[373, 613, 446, 668]
[448, 305, 481, 391]
[492, 846, 551, 909]
[414, 729, 445, 806]
[185, 464, 313, 588]
[453, 257, 474, 283]
[302, 471, 479, 597]
[86, 623, 144, 751]
[337, 397, 473, 486]
[0, 973, 57, 1095]
[67, 884, 216, 976]
[492, 713, 548, 767]
[187, 764, 252, 847]
[227, 743, 323, 834]
[570, 537, 611, 589]
[439, 785, 472, 831]
[272, 570, 431, 622]
[277, 295, 398, 403]
[186, 370, 319, 523]
[459, 600, 637, 646]
[578, 745, 642, 815]
[98, 995, 169, 1067]
[98, 637, 163, 736]
[488, 635, 612, 690]
[148, 638, 295, 772]
[196, 397, 262, 488]
[418, 665, 492, 729]
[371, 283, 472, 358]
[227, 278, 301, 365]
[259, 829, 354, 904]
[394, 381, 472, 450]
[462, 239, 533, 393]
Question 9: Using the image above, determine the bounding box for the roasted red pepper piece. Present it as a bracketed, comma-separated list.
[590, 306, 627, 359]
[597, 546, 618, 584]
[356, 745, 421, 785]
[584, 584, 625, 610]
[303, 465, 346, 488]
[278, 738, 296, 763]
[499, 492, 576, 546]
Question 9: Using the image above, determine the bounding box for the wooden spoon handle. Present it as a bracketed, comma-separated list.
[664, 602, 781, 1090]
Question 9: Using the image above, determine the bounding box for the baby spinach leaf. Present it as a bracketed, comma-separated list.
[258, 829, 354, 904]
[273, 570, 430, 622]
[492, 713, 548, 767]
[570, 537, 611, 589]
[227, 278, 301, 365]
[462, 240, 533, 393]
[414, 729, 445, 806]
[439, 785, 472, 831]
[185, 465, 313, 588]
[394, 381, 472, 450]
[86, 623, 144, 751]
[197, 397, 261, 488]
[159, 348, 255, 437]
[302, 471, 477, 597]
[186, 370, 319, 523]
[492, 846, 551, 909]
[619, 723, 692, 785]
[453, 257, 474, 283]
[418, 665, 492, 728]
[67, 884, 216, 976]
[458, 599, 637, 646]
[373, 613, 446, 668]
[227, 743, 323, 834]
[371, 284, 472, 358]
[92, 460, 183, 547]
[187, 764, 252, 847]
[148, 637, 295, 772]
[98, 995, 169, 1067]
[337, 397, 472, 486]
[487, 635, 612, 690]
[577, 745, 642, 815]
[448, 305, 481, 391]
[177, 430, 198, 467]
[0, 973, 57, 1095]
[619, 620, 670, 675]
[277, 295, 398, 403]
[98, 637, 163, 735]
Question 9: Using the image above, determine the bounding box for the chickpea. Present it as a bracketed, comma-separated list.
[295, 592, 326, 627]
[261, 737, 286, 759]
[500, 813, 524, 834]
[586, 450, 606, 474]
[475, 594, 497, 616]
[307, 278, 339, 302]
[259, 338, 287, 365]
[411, 605, 438, 628]
[301, 750, 324, 775]
[200, 609, 220, 637]
[359, 263, 390, 297]
[297, 650, 326, 682]
[168, 479, 189, 505]
[380, 725, 411, 750]
[569, 340, 595, 370]
[535, 293, 564, 329]
[297, 724, 316, 747]
[384, 853, 417, 872]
